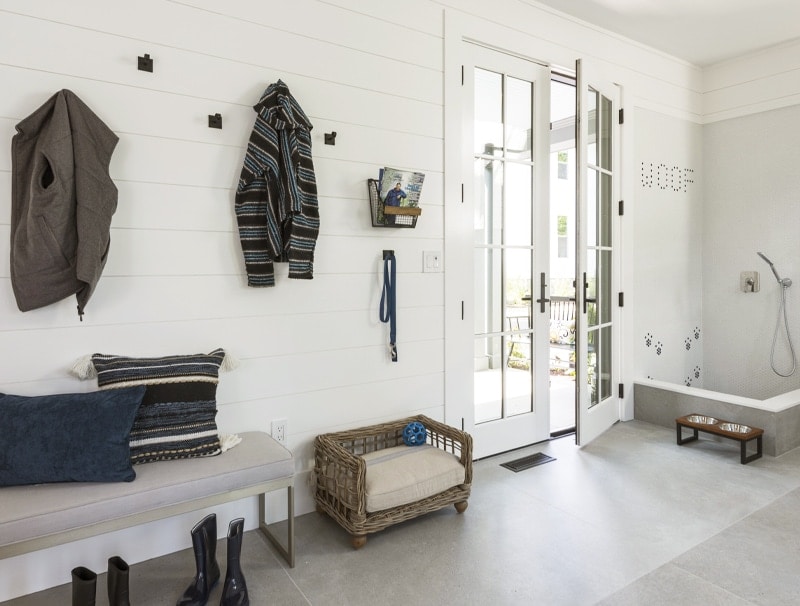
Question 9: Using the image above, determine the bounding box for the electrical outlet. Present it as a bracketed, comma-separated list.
[271, 418, 287, 445]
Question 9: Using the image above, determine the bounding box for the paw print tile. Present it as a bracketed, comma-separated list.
[684, 337, 692, 351]
[644, 332, 653, 347]
[694, 327, 700, 340]
[685, 376, 692, 387]
[694, 366, 701, 379]
[655, 341, 663, 355]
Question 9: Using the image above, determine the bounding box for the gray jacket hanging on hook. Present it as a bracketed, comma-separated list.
[235, 80, 320, 287]
[10, 89, 119, 320]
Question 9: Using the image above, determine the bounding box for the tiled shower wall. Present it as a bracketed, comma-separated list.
[633, 108, 704, 387]
[635, 104, 800, 400]
[702, 104, 800, 399]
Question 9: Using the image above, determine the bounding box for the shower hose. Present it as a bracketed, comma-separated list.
[769, 284, 796, 377]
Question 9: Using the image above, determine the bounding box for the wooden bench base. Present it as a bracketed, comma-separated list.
[676, 414, 763, 464]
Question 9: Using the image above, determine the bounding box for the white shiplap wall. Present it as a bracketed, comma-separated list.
[0, 0, 712, 599]
[0, 0, 446, 598]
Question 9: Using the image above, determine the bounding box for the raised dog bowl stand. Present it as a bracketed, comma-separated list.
[676, 413, 764, 464]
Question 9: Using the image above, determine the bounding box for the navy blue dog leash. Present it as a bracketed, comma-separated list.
[380, 251, 398, 362]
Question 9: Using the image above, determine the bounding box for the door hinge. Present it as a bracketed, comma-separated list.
[618, 200, 624, 216]
[618, 383, 624, 399]
[618, 292, 624, 307]
[461, 183, 464, 203]
[461, 300, 464, 320]
[461, 65, 464, 85]
[618, 108, 624, 124]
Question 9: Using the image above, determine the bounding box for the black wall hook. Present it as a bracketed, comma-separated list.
[383, 249, 394, 260]
[324, 131, 337, 145]
[137, 53, 153, 72]
[208, 113, 222, 129]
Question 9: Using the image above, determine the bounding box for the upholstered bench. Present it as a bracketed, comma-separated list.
[314, 415, 472, 548]
[0, 432, 296, 567]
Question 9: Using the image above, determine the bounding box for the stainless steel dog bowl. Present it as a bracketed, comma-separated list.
[719, 422, 752, 433]
[685, 415, 719, 425]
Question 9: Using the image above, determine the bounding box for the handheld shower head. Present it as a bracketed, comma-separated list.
[758, 251, 783, 283]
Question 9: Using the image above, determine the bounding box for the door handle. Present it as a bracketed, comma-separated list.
[535, 272, 550, 314]
[582, 272, 589, 314]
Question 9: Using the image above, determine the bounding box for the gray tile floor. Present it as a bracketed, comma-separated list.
[6, 419, 800, 605]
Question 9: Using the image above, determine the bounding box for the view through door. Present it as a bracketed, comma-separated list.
[549, 73, 578, 436]
[452, 42, 621, 458]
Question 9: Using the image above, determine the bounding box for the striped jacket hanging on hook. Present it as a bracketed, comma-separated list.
[235, 80, 320, 287]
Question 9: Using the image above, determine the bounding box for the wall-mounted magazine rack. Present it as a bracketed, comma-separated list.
[368, 179, 421, 228]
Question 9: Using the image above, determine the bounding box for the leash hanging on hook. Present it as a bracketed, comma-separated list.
[380, 250, 398, 362]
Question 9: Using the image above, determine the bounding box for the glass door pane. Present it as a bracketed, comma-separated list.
[474, 335, 503, 423]
[474, 67, 535, 427]
[467, 47, 550, 459]
[585, 93, 611, 411]
[474, 69, 503, 156]
[575, 59, 619, 446]
[549, 75, 577, 435]
[506, 76, 533, 161]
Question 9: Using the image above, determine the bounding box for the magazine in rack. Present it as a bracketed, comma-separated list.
[375, 167, 424, 227]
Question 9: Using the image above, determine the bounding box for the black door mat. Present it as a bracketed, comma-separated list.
[501, 452, 556, 472]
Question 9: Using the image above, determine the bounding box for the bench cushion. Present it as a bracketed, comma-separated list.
[363, 445, 465, 512]
[0, 432, 292, 549]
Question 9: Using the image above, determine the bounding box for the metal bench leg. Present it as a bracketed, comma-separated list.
[676, 423, 698, 445]
[258, 486, 295, 567]
[741, 435, 763, 465]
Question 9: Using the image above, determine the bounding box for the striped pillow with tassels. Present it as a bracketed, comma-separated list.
[72, 348, 239, 465]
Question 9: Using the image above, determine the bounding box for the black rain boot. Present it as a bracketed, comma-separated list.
[219, 518, 249, 606]
[108, 556, 130, 606]
[71, 566, 96, 606]
[177, 513, 221, 606]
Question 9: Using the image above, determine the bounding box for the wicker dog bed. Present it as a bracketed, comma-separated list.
[314, 415, 472, 548]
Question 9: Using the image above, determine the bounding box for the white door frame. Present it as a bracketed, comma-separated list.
[444, 10, 632, 450]
[444, 15, 551, 458]
[575, 58, 622, 446]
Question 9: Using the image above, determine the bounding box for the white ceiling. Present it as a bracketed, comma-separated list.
[527, 0, 800, 66]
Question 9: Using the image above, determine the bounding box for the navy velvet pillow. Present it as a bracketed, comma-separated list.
[0, 386, 146, 486]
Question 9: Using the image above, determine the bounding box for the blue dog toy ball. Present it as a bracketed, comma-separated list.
[403, 421, 427, 446]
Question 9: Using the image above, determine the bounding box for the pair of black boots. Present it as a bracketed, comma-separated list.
[72, 556, 129, 605]
[177, 514, 249, 606]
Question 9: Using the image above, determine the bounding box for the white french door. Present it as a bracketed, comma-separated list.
[460, 43, 552, 459]
[575, 59, 621, 446]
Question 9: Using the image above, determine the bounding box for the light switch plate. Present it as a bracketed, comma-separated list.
[423, 251, 442, 273]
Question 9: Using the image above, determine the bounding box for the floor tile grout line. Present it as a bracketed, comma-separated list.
[667, 562, 761, 605]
